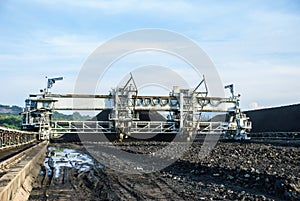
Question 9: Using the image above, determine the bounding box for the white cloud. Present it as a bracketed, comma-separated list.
[1, 0, 300, 110]
[30, 0, 195, 15]
[249, 102, 265, 110]
[42, 35, 100, 57]
[217, 60, 300, 109]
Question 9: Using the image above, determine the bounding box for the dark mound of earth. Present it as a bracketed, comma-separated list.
[92, 109, 166, 121]
[29, 141, 299, 201]
[246, 104, 300, 133]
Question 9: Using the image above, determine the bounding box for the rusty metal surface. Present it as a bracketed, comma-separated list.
[0, 127, 37, 150]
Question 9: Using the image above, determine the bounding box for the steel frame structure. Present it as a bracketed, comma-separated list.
[51, 121, 114, 134]
[20, 76, 252, 140]
[0, 127, 37, 150]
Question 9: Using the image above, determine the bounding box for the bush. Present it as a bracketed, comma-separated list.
[0, 114, 21, 129]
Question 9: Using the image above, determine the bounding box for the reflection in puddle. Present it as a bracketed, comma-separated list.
[44, 146, 103, 178]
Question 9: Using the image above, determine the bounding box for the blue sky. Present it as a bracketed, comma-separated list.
[0, 0, 299, 110]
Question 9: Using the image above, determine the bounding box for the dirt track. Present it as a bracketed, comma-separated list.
[28, 141, 299, 201]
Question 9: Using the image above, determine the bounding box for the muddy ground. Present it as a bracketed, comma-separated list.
[28, 141, 299, 201]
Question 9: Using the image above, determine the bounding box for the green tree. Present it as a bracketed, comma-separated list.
[0, 114, 22, 129]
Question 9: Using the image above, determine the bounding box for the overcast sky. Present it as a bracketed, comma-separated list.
[0, 0, 299, 110]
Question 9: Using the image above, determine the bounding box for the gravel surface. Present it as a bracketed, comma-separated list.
[29, 141, 299, 201]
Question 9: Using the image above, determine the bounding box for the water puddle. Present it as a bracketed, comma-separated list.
[43, 146, 103, 178]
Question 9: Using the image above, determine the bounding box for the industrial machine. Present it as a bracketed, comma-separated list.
[20, 76, 252, 141]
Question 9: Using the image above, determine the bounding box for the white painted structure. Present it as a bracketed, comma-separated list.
[20, 77, 252, 140]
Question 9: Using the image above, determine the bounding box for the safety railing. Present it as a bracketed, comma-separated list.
[51, 121, 114, 134]
[0, 127, 37, 150]
[197, 122, 228, 134]
[131, 121, 178, 134]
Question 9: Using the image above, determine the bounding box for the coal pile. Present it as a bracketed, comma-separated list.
[100, 141, 300, 200]
[246, 104, 300, 133]
[29, 141, 300, 200]
[92, 109, 166, 121]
